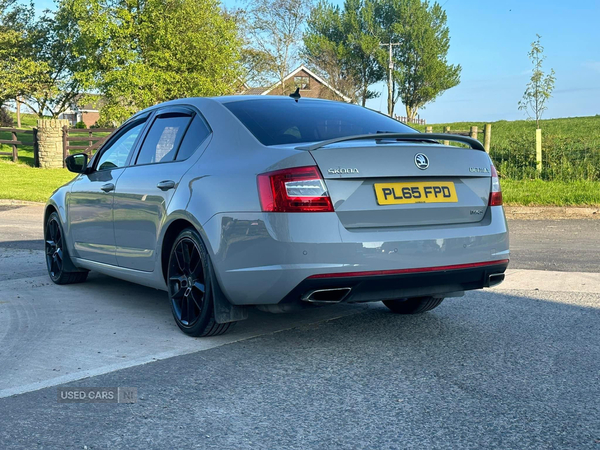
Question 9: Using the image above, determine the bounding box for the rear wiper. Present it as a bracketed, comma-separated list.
[297, 133, 485, 152]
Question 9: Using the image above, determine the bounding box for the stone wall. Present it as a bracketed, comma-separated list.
[37, 119, 69, 169]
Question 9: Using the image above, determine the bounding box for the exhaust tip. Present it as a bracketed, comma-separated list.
[302, 287, 352, 303]
[488, 273, 505, 287]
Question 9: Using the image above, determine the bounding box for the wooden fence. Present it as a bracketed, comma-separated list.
[3, 123, 491, 167]
[62, 126, 115, 167]
[397, 116, 426, 125]
[425, 124, 492, 153]
[0, 128, 38, 164]
[0, 126, 115, 167]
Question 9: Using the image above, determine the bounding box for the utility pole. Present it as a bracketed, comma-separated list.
[380, 42, 400, 117]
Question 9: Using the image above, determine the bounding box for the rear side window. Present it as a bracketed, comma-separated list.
[136, 114, 192, 165]
[176, 115, 211, 161]
[223, 99, 417, 146]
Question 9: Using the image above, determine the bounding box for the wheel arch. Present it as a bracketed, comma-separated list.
[44, 203, 58, 227]
[160, 218, 198, 284]
[44, 202, 83, 273]
[159, 217, 248, 324]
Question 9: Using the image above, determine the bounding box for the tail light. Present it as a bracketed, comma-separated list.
[489, 163, 503, 206]
[257, 166, 334, 212]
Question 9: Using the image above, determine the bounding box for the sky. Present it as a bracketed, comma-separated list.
[32, 0, 600, 123]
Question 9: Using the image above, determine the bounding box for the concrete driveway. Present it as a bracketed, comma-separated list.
[0, 204, 599, 449]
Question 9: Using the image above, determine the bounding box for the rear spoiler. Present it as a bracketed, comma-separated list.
[297, 133, 486, 152]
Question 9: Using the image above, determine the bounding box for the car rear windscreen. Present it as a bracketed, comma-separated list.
[223, 99, 417, 146]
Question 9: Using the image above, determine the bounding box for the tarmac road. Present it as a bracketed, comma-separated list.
[0, 204, 599, 449]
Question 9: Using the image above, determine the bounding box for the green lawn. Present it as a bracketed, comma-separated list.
[502, 179, 600, 207]
[0, 161, 75, 202]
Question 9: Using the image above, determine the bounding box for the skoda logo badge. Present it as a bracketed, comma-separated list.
[414, 153, 429, 170]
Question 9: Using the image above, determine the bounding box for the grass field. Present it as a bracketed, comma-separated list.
[413, 116, 600, 182]
[11, 112, 39, 128]
[0, 161, 75, 202]
[1, 113, 599, 206]
[0, 112, 109, 201]
[502, 179, 600, 206]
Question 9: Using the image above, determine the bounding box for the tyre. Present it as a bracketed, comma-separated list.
[45, 212, 89, 284]
[167, 228, 234, 337]
[382, 296, 444, 314]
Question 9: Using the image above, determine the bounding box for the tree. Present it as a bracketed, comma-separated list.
[245, 0, 311, 95]
[303, 2, 355, 101]
[0, 0, 50, 110]
[19, 7, 84, 118]
[226, 7, 276, 89]
[518, 34, 555, 128]
[63, 0, 242, 125]
[375, 0, 461, 120]
[303, 0, 384, 105]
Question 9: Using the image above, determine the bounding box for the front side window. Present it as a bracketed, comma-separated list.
[136, 114, 192, 165]
[96, 121, 145, 171]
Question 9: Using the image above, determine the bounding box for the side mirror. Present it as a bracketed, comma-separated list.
[65, 153, 89, 174]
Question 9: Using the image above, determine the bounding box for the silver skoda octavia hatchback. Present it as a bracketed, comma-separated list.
[45, 96, 509, 337]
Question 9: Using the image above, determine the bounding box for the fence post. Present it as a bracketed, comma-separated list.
[32, 128, 39, 167]
[443, 126, 450, 146]
[425, 126, 432, 133]
[484, 124, 491, 153]
[536, 128, 542, 174]
[62, 126, 69, 168]
[88, 130, 93, 148]
[470, 126, 478, 140]
[11, 130, 18, 162]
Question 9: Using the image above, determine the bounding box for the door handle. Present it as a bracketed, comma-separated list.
[157, 180, 176, 191]
[101, 183, 115, 193]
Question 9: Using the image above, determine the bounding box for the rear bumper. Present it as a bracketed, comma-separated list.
[202, 206, 509, 305]
[281, 260, 509, 304]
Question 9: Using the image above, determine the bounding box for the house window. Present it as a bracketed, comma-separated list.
[294, 76, 310, 90]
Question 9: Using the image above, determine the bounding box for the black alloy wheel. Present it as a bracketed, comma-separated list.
[45, 215, 64, 281]
[169, 236, 206, 327]
[167, 229, 234, 337]
[44, 212, 88, 284]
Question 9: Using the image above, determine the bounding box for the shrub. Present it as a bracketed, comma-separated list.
[0, 108, 14, 127]
[75, 121, 87, 129]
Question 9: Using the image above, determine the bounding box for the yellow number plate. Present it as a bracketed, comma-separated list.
[374, 182, 458, 205]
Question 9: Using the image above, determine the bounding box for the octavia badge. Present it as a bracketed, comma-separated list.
[414, 153, 429, 170]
